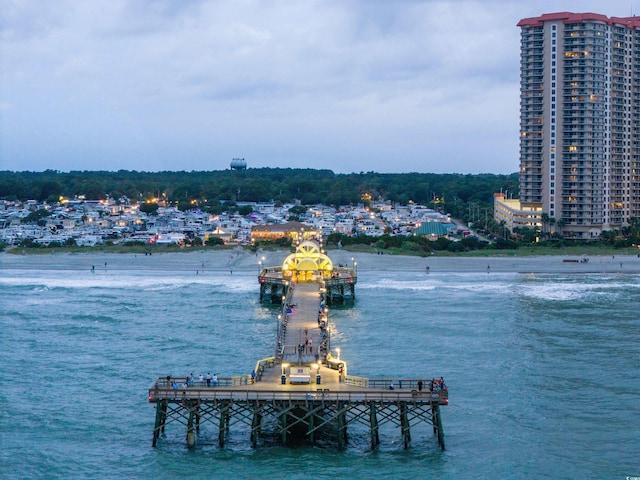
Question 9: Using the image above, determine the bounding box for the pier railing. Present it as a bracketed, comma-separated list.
[149, 378, 448, 405]
[259, 267, 285, 284]
[153, 376, 253, 389]
[149, 386, 447, 405]
[324, 267, 357, 286]
[253, 357, 276, 382]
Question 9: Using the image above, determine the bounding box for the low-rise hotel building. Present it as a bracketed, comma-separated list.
[493, 193, 542, 232]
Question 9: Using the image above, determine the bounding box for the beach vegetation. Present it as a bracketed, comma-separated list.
[205, 237, 225, 246]
[190, 237, 204, 246]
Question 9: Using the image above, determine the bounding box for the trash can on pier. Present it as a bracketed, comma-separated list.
[316, 374, 321, 385]
[281, 374, 286, 385]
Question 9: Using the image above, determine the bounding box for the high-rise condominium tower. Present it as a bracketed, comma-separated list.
[518, 12, 640, 239]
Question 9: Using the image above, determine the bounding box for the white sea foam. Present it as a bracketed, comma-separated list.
[521, 281, 604, 301]
[0, 269, 256, 293]
[360, 278, 438, 292]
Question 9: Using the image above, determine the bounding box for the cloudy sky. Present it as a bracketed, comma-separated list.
[1, 0, 639, 174]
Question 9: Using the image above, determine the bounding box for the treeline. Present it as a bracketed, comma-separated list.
[0, 168, 518, 214]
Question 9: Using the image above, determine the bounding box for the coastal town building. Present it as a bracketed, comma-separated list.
[0, 198, 458, 248]
[493, 193, 543, 233]
[517, 12, 640, 239]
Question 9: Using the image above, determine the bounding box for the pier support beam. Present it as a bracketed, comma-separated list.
[186, 403, 196, 449]
[219, 405, 228, 447]
[152, 400, 166, 447]
[280, 409, 288, 445]
[336, 401, 348, 449]
[369, 402, 379, 449]
[307, 408, 315, 445]
[195, 402, 200, 433]
[400, 401, 410, 449]
[251, 411, 262, 448]
[149, 395, 446, 451]
[434, 404, 445, 450]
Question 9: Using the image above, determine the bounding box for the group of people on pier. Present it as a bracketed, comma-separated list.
[416, 377, 446, 392]
[163, 372, 218, 390]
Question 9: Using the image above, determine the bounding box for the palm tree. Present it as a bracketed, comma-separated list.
[541, 213, 550, 239]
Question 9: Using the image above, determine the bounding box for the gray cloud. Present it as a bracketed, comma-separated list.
[2, 0, 639, 174]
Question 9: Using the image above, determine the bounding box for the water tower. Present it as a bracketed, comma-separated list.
[230, 158, 247, 170]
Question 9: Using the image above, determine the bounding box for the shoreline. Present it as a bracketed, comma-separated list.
[2, 248, 640, 275]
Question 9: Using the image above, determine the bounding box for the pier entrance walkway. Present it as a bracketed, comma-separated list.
[280, 282, 324, 365]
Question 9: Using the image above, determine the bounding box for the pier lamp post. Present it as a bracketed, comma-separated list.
[351, 257, 354, 269]
[354, 261, 358, 276]
[311, 363, 319, 387]
[336, 347, 340, 360]
[258, 260, 262, 274]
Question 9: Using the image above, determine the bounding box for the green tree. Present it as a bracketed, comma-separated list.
[139, 202, 159, 215]
[22, 209, 52, 224]
[206, 237, 224, 246]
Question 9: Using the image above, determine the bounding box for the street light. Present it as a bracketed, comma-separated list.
[277, 314, 282, 338]
[336, 347, 341, 360]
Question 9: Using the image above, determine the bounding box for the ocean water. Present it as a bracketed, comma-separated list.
[1, 252, 639, 479]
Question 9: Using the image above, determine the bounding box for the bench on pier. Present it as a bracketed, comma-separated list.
[288, 366, 311, 384]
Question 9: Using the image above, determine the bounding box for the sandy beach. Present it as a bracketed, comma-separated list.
[2, 247, 639, 275]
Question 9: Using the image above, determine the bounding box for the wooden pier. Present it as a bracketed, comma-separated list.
[149, 241, 447, 450]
